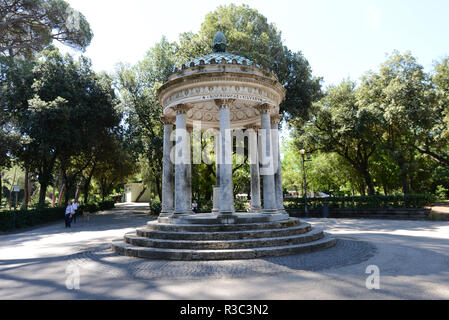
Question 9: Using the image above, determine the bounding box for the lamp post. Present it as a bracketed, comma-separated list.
[300, 147, 311, 217]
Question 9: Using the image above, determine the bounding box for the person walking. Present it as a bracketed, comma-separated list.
[65, 200, 74, 228]
[192, 201, 198, 214]
[72, 200, 79, 223]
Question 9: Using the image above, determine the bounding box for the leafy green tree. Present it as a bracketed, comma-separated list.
[294, 80, 378, 195]
[414, 57, 449, 166]
[15, 48, 120, 207]
[0, 0, 93, 57]
[281, 139, 304, 195]
[358, 51, 433, 194]
[92, 137, 135, 202]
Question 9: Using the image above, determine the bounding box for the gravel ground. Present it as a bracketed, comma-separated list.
[1, 203, 448, 300]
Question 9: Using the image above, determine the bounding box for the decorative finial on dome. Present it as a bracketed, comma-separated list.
[213, 31, 227, 52]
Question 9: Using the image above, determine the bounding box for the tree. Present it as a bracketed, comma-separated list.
[358, 51, 433, 194]
[414, 57, 449, 166]
[92, 137, 135, 202]
[115, 37, 177, 201]
[176, 3, 322, 123]
[293, 80, 378, 195]
[16, 48, 120, 207]
[0, 0, 93, 57]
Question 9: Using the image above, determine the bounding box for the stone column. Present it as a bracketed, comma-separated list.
[216, 99, 235, 218]
[160, 115, 175, 217]
[212, 133, 220, 213]
[186, 125, 192, 212]
[271, 114, 286, 214]
[173, 104, 193, 215]
[246, 125, 261, 213]
[256, 104, 277, 214]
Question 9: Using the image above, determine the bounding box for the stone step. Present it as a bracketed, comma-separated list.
[111, 233, 337, 260]
[136, 223, 312, 240]
[125, 228, 324, 250]
[145, 217, 300, 232]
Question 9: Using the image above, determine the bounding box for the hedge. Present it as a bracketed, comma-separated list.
[284, 194, 435, 210]
[0, 200, 116, 232]
[78, 200, 115, 214]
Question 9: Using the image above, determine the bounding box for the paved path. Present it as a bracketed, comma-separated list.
[1, 203, 449, 300]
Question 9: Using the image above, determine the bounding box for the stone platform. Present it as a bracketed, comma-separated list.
[111, 214, 336, 260]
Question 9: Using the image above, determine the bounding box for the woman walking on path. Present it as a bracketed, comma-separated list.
[65, 201, 74, 228]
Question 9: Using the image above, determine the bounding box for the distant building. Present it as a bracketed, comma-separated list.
[123, 182, 151, 202]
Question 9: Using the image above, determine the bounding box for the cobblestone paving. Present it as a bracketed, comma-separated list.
[1, 203, 449, 299]
[68, 237, 377, 280]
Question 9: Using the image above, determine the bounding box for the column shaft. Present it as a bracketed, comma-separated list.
[186, 128, 192, 212]
[174, 108, 191, 214]
[248, 127, 261, 212]
[258, 106, 277, 213]
[218, 102, 234, 215]
[271, 116, 285, 212]
[212, 136, 220, 213]
[160, 120, 174, 216]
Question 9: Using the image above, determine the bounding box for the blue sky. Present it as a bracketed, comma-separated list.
[60, 0, 448, 87]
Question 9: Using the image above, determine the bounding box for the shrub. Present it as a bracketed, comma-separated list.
[435, 185, 448, 201]
[149, 199, 161, 216]
[0, 207, 65, 231]
[283, 194, 435, 210]
[235, 199, 248, 212]
[0, 200, 115, 232]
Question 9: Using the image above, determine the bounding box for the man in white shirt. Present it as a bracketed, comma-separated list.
[65, 201, 74, 228]
[72, 200, 79, 223]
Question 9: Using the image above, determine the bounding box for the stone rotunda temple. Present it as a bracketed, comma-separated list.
[112, 32, 336, 260]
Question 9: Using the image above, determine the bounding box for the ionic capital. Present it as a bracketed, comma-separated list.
[160, 115, 175, 125]
[172, 103, 193, 114]
[270, 113, 283, 124]
[254, 103, 272, 114]
[214, 99, 236, 109]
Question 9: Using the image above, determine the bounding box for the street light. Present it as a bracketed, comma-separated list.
[300, 147, 312, 217]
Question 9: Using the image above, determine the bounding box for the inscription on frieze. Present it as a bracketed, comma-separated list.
[201, 94, 266, 103]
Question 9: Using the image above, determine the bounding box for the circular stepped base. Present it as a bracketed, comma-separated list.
[111, 217, 336, 260]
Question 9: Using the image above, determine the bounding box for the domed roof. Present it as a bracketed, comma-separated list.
[187, 51, 255, 68]
[169, 31, 277, 81]
[174, 31, 269, 72]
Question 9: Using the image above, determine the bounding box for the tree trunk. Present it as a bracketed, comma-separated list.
[63, 176, 76, 206]
[38, 181, 48, 207]
[9, 167, 17, 210]
[155, 176, 161, 202]
[21, 169, 29, 210]
[0, 170, 2, 208]
[30, 185, 39, 203]
[361, 168, 375, 196]
[74, 178, 82, 202]
[83, 163, 96, 204]
[52, 172, 61, 207]
[398, 159, 410, 195]
[58, 182, 65, 206]
[51, 184, 57, 207]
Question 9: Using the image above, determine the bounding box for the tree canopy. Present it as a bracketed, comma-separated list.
[0, 0, 93, 57]
[291, 51, 449, 196]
